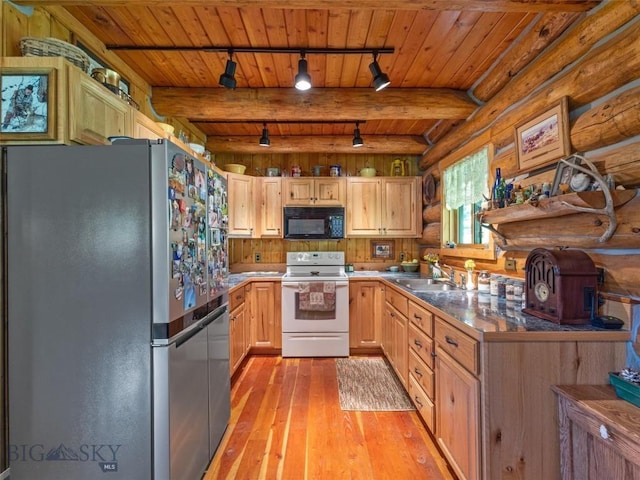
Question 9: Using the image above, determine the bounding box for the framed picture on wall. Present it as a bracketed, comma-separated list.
[514, 97, 570, 172]
[1, 68, 56, 140]
[371, 240, 395, 259]
[551, 155, 582, 196]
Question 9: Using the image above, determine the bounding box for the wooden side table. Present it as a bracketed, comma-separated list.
[552, 385, 640, 480]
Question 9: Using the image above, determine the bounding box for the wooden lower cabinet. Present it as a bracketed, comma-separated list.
[383, 297, 408, 388]
[249, 280, 282, 350]
[349, 280, 383, 350]
[553, 385, 640, 480]
[436, 346, 480, 480]
[229, 284, 250, 375]
[378, 281, 628, 480]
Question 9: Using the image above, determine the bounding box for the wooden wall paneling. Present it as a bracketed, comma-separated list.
[420, 1, 640, 168]
[422, 223, 441, 246]
[587, 139, 640, 188]
[571, 86, 640, 153]
[472, 11, 580, 102]
[422, 205, 441, 224]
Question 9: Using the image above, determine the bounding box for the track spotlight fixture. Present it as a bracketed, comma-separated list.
[259, 123, 270, 147]
[369, 52, 390, 91]
[352, 122, 364, 148]
[219, 51, 237, 89]
[294, 52, 312, 91]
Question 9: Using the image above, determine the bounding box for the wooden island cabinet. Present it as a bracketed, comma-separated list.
[375, 279, 629, 480]
[553, 384, 640, 480]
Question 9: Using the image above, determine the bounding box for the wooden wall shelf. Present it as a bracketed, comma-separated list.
[478, 189, 639, 249]
[478, 190, 636, 225]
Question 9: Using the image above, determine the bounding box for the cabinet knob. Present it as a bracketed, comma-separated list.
[599, 424, 610, 440]
[414, 396, 423, 408]
[414, 339, 423, 349]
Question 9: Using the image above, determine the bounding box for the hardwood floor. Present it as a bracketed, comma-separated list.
[204, 356, 455, 480]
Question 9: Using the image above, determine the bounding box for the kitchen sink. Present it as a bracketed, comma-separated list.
[394, 278, 457, 291]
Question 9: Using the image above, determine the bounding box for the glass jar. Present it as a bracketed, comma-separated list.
[497, 276, 507, 299]
[513, 280, 524, 302]
[505, 280, 515, 301]
[490, 274, 500, 296]
[478, 270, 490, 293]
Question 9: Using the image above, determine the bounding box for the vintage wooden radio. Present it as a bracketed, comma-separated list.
[523, 248, 598, 325]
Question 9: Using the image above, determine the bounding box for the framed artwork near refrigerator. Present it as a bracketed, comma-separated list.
[1, 68, 56, 140]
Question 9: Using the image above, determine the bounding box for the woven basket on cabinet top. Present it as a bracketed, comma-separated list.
[20, 37, 91, 73]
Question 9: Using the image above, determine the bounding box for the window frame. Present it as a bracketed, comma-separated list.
[440, 142, 496, 261]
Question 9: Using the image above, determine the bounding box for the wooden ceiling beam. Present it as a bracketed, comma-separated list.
[206, 135, 427, 154]
[152, 88, 478, 121]
[14, 0, 599, 12]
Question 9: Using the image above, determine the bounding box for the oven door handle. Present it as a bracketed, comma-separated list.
[282, 281, 349, 288]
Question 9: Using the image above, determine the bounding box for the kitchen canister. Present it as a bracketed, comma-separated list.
[330, 165, 341, 177]
[478, 270, 490, 293]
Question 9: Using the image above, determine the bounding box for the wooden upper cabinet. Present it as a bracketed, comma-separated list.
[227, 173, 254, 237]
[282, 177, 345, 206]
[256, 177, 282, 238]
[131, 109, 165, 140]
[346, 177, 421, 237]
[67, 65, 130, 145]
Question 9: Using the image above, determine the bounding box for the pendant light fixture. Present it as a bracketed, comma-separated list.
[219, 50, 237, 89]
[294, 52, 312, 91]
[259, 123, 270, 147]
[369, 52, 390, 91]
[352, 122, 364, 148]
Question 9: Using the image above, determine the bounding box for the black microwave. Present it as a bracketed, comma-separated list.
[283, 206, 345, 240]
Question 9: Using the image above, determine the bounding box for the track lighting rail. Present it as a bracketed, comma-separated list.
[106, 45, 394, 55]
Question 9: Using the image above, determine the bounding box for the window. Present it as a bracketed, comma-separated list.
[442, 145, 495, 259]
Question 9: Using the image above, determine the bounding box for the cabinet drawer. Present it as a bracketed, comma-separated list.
[409, 322, 434, 369]
[229, 286, 246, 311]
[385, 287, 408, 317]
[409, 348, 434, 399]
[409, 373, 435, 433]
[435, 317, 479, 375]
[409, 301, 433, 336]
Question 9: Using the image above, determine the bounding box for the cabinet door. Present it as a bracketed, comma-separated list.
[131, 109, 165, 140]
[283, 178, 314, 205]
[314, 178, 345, 205]
[227, 173, 254, 237]
[436, 349, 480, 480]
[349, 281, 382, 349]
[393, 311, 408, 388]
[382, 177, 421, 237]
[229, 304, 246, 375]
[68, 68, 130, 145]
[346, 178, 382, 236]
[250, 281, 281, 349]
[257, 177, 282, 237]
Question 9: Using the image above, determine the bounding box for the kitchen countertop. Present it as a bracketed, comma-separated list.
[228, 270, 630, 340]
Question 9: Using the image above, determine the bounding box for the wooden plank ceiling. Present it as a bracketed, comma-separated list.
[21, 0, 596, 153]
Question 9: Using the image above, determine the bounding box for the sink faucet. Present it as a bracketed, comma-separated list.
[432, 263, 455, 284]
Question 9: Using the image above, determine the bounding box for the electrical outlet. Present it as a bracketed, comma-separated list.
[505, 258, 517, 271]
[399, 252, 406, 261]
[255, 253, 261, 263]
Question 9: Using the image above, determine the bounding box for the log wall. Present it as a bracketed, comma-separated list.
[419, 5, 640, 298]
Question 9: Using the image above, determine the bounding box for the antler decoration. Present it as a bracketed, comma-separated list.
[558, 154, 616, 243]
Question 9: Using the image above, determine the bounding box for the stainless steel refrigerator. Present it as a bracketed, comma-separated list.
[3, 139, 230, 479]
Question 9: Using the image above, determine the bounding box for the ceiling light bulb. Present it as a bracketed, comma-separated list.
[369, 57, 390, 91]
[219, 55, 237, 89]
[295, 57, 311, 91]
[259, 124, 270, 147]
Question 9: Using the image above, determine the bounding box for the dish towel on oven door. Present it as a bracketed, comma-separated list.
[298, 282, 336, 311]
